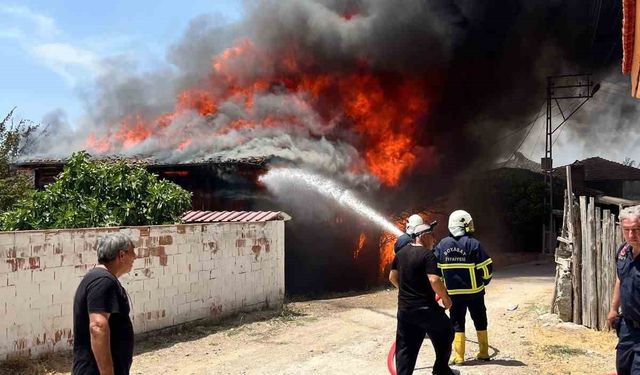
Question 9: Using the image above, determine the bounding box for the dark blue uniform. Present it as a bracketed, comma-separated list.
[394, 234, 413, 254]
[434, 235, 493, 332]
[616, 242, 640, 375]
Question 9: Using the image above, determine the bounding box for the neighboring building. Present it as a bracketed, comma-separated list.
[14, 156, 271, 211]
[556, 157, 640, 201]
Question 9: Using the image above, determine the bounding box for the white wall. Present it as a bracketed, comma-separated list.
[0, 221, 285, 360]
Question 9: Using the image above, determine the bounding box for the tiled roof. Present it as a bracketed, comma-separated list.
[181, 210, 291, 223]
[558, 157, 640, 181]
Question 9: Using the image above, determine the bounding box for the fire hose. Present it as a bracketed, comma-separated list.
[387, 294, 441, 375]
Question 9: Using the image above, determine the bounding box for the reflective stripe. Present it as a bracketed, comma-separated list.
[481, 266, 490, 280]
[476, 259, 493, 280]
[438, 263, 483, 295]
[469, 267, 478, 290]
[448, 285, 485, 295]
[438, 263, 475, 269]
[476, 259, 492, 269]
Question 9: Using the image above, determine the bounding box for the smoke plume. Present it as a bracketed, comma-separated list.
[27, 0, 623, 187]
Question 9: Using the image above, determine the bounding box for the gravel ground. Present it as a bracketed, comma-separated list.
[2, 260, 618, 375]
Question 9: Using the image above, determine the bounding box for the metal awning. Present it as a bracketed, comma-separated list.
[181, 210, 291, 223]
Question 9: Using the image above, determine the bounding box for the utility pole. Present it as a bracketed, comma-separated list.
[542, 74, 599, 254]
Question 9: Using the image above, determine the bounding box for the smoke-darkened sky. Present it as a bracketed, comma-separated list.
[9, 1, 639, 178]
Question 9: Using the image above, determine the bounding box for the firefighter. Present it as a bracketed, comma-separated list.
[608, 205, 640, 374]
[434, 210, 493, 365]
[394, 214, 424, 253]
[389, 222, 455, 375]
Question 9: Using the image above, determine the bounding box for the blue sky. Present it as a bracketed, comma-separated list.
[0, 0, 243, 124]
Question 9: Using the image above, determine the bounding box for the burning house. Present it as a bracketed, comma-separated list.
[15, 1, 624, 293]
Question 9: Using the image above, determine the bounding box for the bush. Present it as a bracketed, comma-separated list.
[0, 151, 192, 230]
[0, 109, 37, 213]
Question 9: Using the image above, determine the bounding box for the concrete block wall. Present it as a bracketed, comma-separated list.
[0, 221, 285, 360]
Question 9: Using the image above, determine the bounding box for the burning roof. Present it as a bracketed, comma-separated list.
[13, 154, 270, 168]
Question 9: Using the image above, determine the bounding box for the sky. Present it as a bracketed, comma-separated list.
[0, 0, 243, 124]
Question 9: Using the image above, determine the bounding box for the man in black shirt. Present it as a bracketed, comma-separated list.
[73, 233, 136, 375]
[390, 223, 455, 375]
[394, 214, 424, 253]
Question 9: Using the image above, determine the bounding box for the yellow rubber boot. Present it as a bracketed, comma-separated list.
[476, 330, 490, 361]
[450, 332, 465, 365]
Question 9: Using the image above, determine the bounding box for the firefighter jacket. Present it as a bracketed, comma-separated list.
[433, 235, 493, 296]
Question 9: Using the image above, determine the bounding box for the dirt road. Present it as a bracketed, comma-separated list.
[8, 260, 618, 375]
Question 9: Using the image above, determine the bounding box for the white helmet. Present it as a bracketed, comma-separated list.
[405, 214, 424, 235]
[448, 210, 474, 237]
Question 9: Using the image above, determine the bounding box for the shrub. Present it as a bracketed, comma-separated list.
[0, 151, 192, 230]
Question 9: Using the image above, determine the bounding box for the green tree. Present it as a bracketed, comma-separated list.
[623, 157, 636, 167]
[0, 108, 38, 214]
[1, 151, 192, 230]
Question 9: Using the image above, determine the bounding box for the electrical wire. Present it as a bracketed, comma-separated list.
[527, 116, 547, 159]
[551, 99, 589, 146]
[500, 104, 545, 166]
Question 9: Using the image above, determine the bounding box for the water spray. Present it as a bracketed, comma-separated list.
[259, 168, 403, 237]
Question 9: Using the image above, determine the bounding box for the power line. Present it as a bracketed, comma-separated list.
[551, 101, 582, 146]
[501, 103, 545, 165]
[495, 102, 564, 145]
[527, 114, 547, 158]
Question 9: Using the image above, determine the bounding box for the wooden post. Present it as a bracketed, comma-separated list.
[601, 210, 612, 331]
[580, 196, 588, 325]
[595, 207, 603, 330]
[587, 197, 598, 328]
[566, 166, 573, 227]
[572, 196, 582, 324]
[565, 167, 575, 321]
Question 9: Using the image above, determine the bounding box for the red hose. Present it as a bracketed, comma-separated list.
[387, 341, 397, 375]
[387, 295, 442, 375]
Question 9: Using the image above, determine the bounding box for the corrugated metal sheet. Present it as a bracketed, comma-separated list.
[623, 0, 635, 75]
[181, 210, 291, 223]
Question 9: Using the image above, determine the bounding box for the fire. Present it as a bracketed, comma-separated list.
[176, 90, 217, 116]
[379, 219, 404, 276]
[115, 115, 151, 149]
[177, 139, 192, 151]
[86, 38, 432, 186]
[353, 232, 366, 260]
[378, 211, 437, 276]
[86, 133, 111, 153]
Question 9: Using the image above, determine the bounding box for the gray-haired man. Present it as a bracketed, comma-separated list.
[73, 233, 136, 375]
[610, 205, 640, 375]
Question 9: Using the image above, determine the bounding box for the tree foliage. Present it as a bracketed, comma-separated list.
[623, 157, 636, 167]
[1, 151, 192, 230]
[0, 108, 38, 214]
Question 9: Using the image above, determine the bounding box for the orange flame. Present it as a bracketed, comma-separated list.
[177, 139, 192, 151]
[86, 133, 111, 153]
[379, 219, 404, 276]
[86, 39, 432, 186]
[114, 114, 151, 149]
[353, 232, 366, 260]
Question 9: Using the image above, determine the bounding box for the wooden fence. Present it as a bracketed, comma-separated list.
[552, 193, 622, 330]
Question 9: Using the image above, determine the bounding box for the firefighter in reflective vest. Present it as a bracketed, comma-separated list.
[434, 210, 493, 365]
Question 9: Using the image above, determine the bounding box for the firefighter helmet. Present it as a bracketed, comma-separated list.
[405, 214, 424, 235]
[448, 210, 474, 236]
